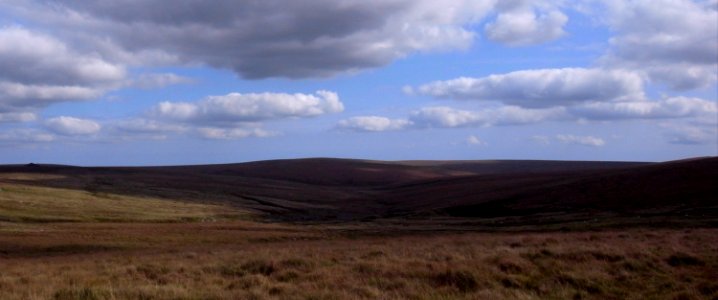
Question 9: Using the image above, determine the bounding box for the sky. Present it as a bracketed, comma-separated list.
[0, 0, 716, 166]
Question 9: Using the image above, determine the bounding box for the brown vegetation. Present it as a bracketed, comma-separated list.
[0, 223, 716, 299]
[0, 157, 715, 224]
[1, 157, 716, 299]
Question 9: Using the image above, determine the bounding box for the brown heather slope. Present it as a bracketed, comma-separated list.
[1, 158, 717, 299]
[2, 223, 716, 299]
[383, 157, 718, 215]
[0, 157, 715, 227]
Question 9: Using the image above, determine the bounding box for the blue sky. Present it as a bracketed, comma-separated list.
[0, 0, 716, 165]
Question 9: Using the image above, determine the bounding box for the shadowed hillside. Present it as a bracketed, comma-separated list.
[0, 157, 715, 227]
[2, 157, 717, 299]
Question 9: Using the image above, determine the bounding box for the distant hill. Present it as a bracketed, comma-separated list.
[0, 157, 715, 227]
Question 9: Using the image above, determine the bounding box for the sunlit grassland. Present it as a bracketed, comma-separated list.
[0, 180, 247, 223]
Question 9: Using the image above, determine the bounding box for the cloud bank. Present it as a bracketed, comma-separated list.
[3, 0, 496, 79]
[44, 116, 101, 136]
[485, 0, 567, 46]
[153, 90, 343, 124]
[0, 27, 125, 115]
[337, 116, 412, 132]
[555, 134, 606, 147]
[413, 68, 645, 108]
[146, 90, 344, 140]
[0, 0, 714, 152]
[598, 0, 718, 89]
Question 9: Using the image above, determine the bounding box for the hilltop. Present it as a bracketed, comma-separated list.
[1, 157, 715, 228]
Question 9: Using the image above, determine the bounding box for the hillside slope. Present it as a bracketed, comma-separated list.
[0, 157, 715, 226]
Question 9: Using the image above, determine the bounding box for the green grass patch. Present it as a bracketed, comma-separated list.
[0, 183, 248, 223]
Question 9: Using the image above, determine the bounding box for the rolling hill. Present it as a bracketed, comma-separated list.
[0, 157, 715, 227]
[2, 157, 717, 300]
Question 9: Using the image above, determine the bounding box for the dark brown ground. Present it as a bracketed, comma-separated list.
[1, 223, 716, 299]
[1, 157, 716, 226]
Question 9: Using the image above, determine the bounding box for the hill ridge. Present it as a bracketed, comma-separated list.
[1, 157, 715, 226]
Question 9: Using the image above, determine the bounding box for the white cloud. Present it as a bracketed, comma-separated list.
[0, 27, 125, 114]
[143, 90, 343, 140]
[485, 0, 568, 46]
[0, 82, 103, 107]
[414, 68, 645, 108]
[196, 127, 275, 140]
[114, 119, 186, 134]
[598, 0, 718, 89]
[107, 118, 187, 140]
[44, 116, 101, 136]
[153, 90, 343, 124]
[0, 112, 36, 123]
[571, 97, 717, 120]
[661, 122, 718, 145]
[0, 27, 125, 86]
[410, 107, 481, 128]
[412, 68, 714, 132]
[131, 73, 193, 89]
[531, 135, 551, 145]
[337, 116, 412, 132]
[466, 135, 485, 145]
[342, 94, 713, 136]
[336, 106, 566, 132]
[556, 134, 605, 147]
[409, 106, 566, 128]
[667, 129, 716, 145]
[485, 106, 569, 125]
[0, 129, 55, 144]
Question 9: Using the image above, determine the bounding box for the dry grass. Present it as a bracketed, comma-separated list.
[0, 222, 716, 300]
[1, 168, 716, 299]
[0, 182, 247, 223]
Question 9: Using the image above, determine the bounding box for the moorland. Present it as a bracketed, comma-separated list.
[0, 157, 716, 299]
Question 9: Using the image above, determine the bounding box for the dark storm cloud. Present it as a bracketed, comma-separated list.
[60, 0, 391, 37]
[18, 0, 490, 78]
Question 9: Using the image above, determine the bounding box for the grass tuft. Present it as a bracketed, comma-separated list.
[241, 260, 277, 276]
[555, 273, 603, 295]
[53, 287, 111, 300]
[279, 258, 313, 270]
[135, 264, 171, 284]
[434, 269, 480, 292]
[1, 223, 715, 299]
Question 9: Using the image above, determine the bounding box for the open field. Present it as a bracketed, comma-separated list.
[1, 157, 716, 299]
[0, 181, 246, 223]
[1, 223, 717, 300]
